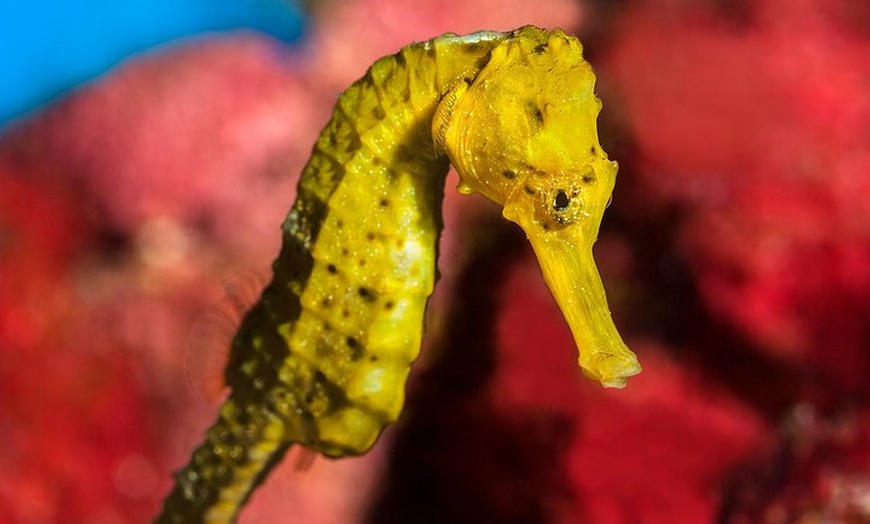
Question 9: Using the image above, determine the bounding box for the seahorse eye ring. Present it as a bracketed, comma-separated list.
[547, 183, 584, 225]
[553, 190, 571, 211]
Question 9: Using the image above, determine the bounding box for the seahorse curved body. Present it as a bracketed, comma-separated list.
[155, 26, 640, 523]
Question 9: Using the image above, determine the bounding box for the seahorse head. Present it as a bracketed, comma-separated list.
[433, 26, 641, 387]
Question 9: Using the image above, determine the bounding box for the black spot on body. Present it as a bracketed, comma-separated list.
[366, 232, 376, 241]
[590, 146, 597, 155]
[358, 287, 375, 301]
[327, 264, 337, 274]
[384, 301, 394, 310]
[502, 169, 516, 180]
[524, 185, 536, 195]
[311, 371, 350, 414]
[346, 337, 363, 360]
[380, 198, 390, 207]
[533, 43, 548, 54]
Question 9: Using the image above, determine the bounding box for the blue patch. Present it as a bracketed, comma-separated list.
[0, 0, 307, 126]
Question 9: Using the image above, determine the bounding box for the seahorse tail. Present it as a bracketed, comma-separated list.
[154, 396, 289, 524]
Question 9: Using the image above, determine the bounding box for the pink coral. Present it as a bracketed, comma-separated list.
[3, 0, 869, 522]
[495, 254, 767, 523]
[603, 0, 870, 391]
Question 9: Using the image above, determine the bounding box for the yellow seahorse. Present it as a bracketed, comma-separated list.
[155, 26, 641, 523]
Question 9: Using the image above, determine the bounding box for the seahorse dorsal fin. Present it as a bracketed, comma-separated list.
[184, 268, 270, 405]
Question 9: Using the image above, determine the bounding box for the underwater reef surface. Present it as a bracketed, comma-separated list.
[1, 0, 868, 523]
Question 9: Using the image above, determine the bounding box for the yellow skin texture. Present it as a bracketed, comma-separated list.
[155, 26, 640, 524]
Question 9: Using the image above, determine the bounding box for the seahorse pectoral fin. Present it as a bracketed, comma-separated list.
[510, 213, 641, 388]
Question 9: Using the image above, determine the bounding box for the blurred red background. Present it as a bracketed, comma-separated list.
[1, 0, 868, 523]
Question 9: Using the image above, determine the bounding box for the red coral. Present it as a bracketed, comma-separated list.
[603, 0, 870, 391]
[3, 0, 868, 522]
[0, 175, 158, 523]
[724, 405, 870, 522]
[495, 253, 767, 524]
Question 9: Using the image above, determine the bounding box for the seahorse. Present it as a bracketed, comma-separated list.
[154, 26, 641, 523]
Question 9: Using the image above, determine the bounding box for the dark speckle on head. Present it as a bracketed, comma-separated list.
[380, 198, 389, 207]
[327, 264, 337, 274]
[582, 172, 596, 185]
[590, 146, 597, 155]
[384, 300, 394, 310]
[524, 185, 536, 195]
[502, 169, 516, 180]
[526, 100, 544, 127]
[366, 231, 376, 241]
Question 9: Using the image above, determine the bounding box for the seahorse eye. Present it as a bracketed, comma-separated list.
[553, 190, 571, 211]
